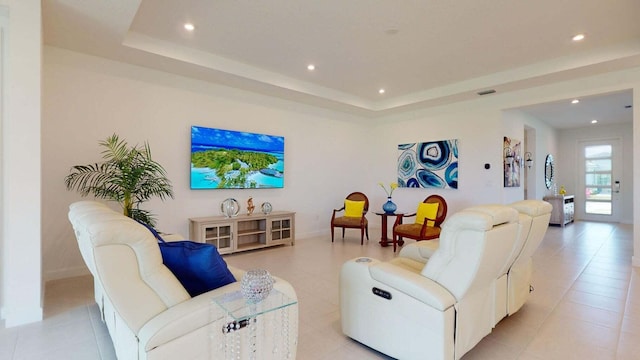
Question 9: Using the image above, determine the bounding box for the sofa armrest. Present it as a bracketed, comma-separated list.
[138, 281, 240, 351]
[368, 262, 455, 311]
[393, 213, 416, 227]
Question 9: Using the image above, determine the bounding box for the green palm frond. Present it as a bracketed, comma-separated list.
[65, 134, 173, 227]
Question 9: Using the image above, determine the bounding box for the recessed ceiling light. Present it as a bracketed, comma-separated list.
[378, 88, 386, 94]
[572, 33, 585, 42]
[591, 119, 598, 124]
[571, 99, 580, 104]
[307, 64, 315, 71]
[184, 23, 195, 31]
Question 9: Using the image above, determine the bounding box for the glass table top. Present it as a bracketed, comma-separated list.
[211, 288, 297, 321]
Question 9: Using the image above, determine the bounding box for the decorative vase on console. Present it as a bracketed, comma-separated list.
[382, 197, 397, 214]
[379, 182, 398, 214]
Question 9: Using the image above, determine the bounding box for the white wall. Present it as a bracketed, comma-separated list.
[43, 47, 370, 280]
[504, 110, 559, 200]
[501, 110, 527, 203]
[634, 89, 640, 267]
[365, 97, 561, 220]
[368, 108, 506, 218]
[46, 46, 555, 281]
[0, 2, 634, 328]
[557, 123, 634, 224]
[0, 0, 42, 327]
[40, 47, 640, 284]
[523, 126, 536, 199]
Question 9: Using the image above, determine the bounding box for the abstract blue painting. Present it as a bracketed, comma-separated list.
[397, 140, 458, 189]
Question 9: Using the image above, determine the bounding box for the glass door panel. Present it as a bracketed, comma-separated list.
[584, 145, 612, 215]
[579, 140, 621, 222]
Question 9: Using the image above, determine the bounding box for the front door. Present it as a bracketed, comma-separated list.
[577, 139, 621, 222]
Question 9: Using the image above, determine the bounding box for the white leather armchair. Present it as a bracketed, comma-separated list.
[340, 205, 519, 360]
[68, 201, 298, 360]
[397, 200, 552, 326]
[463, 204, 536, 326]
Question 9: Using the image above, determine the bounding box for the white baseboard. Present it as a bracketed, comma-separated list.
[295, 229, 325, 239]
[633, 256, 640, 268]
[44, 266, 90, 282]
[3, 305, 43, 328]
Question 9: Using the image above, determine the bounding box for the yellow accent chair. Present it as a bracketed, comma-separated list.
[331, 192, 369, 245]
[391, 195, 448, 252]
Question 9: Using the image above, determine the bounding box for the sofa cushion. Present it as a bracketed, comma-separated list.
[415, 202, 439, 227]
[158, 240, 237, 297]
[394, 223, 441, 239]
[344, 199, 365, 217]
[333, 216, 367, 227]
[136, 220, 237, 297]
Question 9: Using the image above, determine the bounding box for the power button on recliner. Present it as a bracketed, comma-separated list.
[372, 287, 392, 300]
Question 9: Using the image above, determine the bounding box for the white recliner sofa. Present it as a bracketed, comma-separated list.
[506, 200, 552, 316]
[68, 201, 298, 360]
[396, 200, 552, 325]
[340, 205, 519, 360]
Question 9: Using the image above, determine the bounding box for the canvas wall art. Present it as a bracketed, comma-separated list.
[191, 126, 284, 189]
[503, 136, 521, 187]
[397, 140, 458, 189]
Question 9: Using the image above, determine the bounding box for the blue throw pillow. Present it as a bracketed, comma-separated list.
[136, 220, 236, 297]
[158, 240, 236, 297]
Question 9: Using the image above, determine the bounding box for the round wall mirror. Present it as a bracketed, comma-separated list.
[544, 154, 554, 189]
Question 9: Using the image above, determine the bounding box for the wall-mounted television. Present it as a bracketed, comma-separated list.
[190, 126, 285, 189]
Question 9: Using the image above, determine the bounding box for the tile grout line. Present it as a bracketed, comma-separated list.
[514, 224, 619, 359]
[566, 226, 631, 356]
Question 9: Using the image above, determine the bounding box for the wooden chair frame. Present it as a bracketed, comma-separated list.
[330, 192, 369, 245]
[391, 195, 448, 251]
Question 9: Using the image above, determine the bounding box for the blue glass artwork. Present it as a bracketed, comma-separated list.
[397, 140, 458, 189]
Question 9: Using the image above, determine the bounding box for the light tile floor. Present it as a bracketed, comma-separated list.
[2, 221, 639, 359]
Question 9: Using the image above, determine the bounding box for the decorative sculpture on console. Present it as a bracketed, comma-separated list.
[247, 197, 255, 215]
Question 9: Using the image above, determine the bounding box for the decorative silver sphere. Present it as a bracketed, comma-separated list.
[261, 202, 273, 215]
[220, 198, 240, 218]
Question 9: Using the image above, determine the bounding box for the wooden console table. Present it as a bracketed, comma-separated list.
[189, 211, 295, 255]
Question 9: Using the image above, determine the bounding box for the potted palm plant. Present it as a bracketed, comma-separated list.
[65, 134, 174, 227]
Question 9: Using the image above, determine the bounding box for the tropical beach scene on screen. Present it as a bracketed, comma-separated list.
[190, 126, 284, 189]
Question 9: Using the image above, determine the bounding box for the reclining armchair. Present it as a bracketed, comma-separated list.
[340, 205, 519, 360]
[396, 200, 552, 325]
